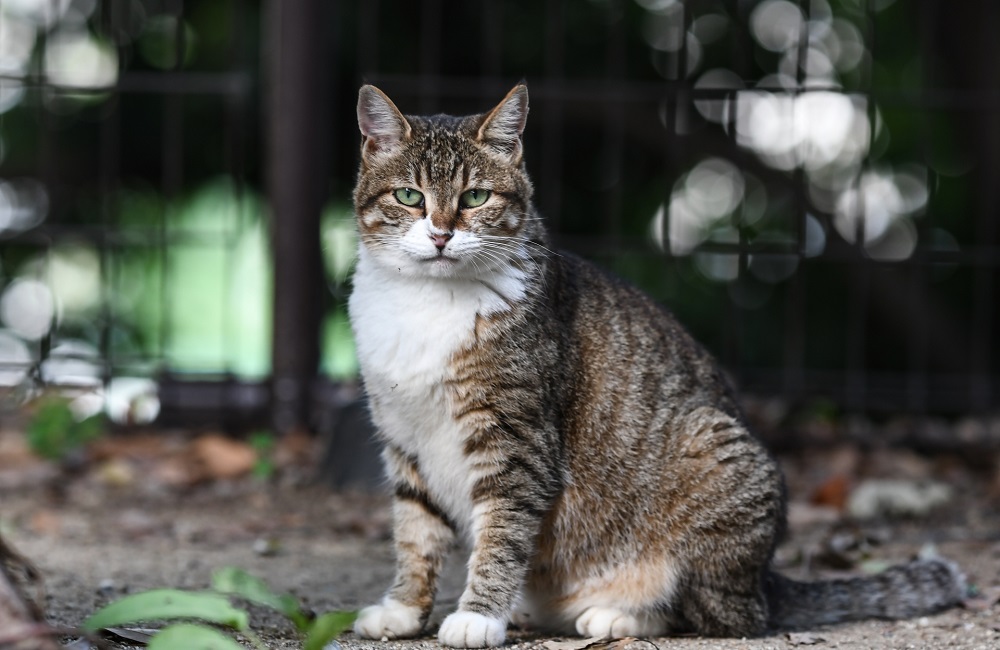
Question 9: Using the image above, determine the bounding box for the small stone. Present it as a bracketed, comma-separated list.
[97, 578, 116, 597]
[253, 537, 281, 556]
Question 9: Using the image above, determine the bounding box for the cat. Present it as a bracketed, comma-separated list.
[347, 84, 965, 648]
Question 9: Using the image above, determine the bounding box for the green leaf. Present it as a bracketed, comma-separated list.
[211, 567, 306, 629]
[25, 397, 105, 460]
[83, 589, 249, 632]
[304, 611, 358, 650]
[148, 623, 245, 650]
[26, 398, 76, 459]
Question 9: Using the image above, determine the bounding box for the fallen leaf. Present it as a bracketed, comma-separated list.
[604, 637, 651, 650]
[102, 627, 157, 644]
[63, 639, 94, 650]
[810, 474, 850, 510]
[540, 637, 609, 650]
[153, 453, 204, 488]
[192, 434, 257, 480]
[540, 637, 653, 650]
[786, 631, 825, 645]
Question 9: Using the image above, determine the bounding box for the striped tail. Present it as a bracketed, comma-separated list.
[766, 557, 966, 629]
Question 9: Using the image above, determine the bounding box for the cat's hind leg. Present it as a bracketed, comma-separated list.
[574, 606, 673, 638]
[541, 559, 682, 637]
[678, 575, 769, 637]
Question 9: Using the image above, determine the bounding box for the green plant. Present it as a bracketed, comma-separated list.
[249, 431, 276, 479]
[26, 396, 104, 461]
[83, 567, 356, 650]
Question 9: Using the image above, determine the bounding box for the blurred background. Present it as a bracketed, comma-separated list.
[0, 0, 997, 462]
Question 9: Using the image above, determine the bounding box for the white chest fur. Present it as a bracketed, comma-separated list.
[348, 251, 520, 537]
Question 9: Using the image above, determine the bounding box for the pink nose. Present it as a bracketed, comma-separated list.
[430, 232, 453, 251]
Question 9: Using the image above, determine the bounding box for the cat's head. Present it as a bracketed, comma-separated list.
[353, 85, 541, 280]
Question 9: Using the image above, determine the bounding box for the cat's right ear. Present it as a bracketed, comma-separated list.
[357, 85, 411, 160]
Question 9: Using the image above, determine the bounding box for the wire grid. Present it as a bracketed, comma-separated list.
[0, 1, 257, 424]
[0, 0, 996, 430]
[347, 0, 998, 415]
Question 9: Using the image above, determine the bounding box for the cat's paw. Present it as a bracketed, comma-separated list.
[353, 598, 423, 640]
[575, 607, 655, 638]
[437, 611, 506, 648]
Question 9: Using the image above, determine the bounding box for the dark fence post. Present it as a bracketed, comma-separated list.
[266, 0, 330, 433]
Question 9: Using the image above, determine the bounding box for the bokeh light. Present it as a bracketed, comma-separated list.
[41, 339, 101, 386]
[0, 329, 31, 386]
[0, 277, 55, 340]
[636, 0, 934, 286]
[44, 28, 118, 89]
[0, 179, 49, 233]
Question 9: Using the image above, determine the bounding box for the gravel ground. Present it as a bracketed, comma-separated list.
[2, 451, 999, 650]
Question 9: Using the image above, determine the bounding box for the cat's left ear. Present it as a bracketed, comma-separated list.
[476, 85, 529, 164]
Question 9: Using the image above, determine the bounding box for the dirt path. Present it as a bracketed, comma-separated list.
[2, 457, 999, 650]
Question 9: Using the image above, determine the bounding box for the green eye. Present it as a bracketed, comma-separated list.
[394, 188, 424, 207]
[459, 189, 491, 209]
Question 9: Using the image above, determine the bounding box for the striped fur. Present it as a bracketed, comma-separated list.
[348, 85, 965, 648]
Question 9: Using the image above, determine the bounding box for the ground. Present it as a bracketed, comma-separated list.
[1, 427, 999, 650]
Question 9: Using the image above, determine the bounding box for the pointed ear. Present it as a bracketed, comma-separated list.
[476, 85, 528, 164]
[357, 85, 411, 159]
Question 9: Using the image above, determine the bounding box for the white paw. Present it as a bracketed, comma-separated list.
[575, 607, 646, 638]
[353, 598, 423, 640]
[437, 611, 506, 648]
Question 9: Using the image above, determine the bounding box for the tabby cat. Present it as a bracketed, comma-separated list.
[347, 84, 965, 648]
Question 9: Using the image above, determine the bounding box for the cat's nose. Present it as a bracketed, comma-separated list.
[429, 232, 453, 251]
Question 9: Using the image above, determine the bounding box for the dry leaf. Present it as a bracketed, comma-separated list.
[540, 637, 610, 650]
[604, 637, 650, 650]
[810, 474, 850, 510]
[192, 434, 257, 480]
[102, 626, 157, 644]
[540, 637, 653, 650]
[153, 453, 204, 487]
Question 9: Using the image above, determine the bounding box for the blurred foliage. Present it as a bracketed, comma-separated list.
[0, 0, 992, 408]
[249, 430, 276, 479]
[26, 396, 104, 461]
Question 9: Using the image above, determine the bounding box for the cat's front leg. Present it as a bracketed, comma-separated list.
[355, 445, 457, 640]
[438, 436, 558, 648]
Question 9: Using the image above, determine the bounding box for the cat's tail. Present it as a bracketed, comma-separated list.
[765, 556, 966, 629]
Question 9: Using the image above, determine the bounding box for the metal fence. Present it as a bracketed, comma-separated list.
[0, 0, 996, 438]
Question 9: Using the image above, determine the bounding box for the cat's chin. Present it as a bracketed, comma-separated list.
[415, 255, 471, 279]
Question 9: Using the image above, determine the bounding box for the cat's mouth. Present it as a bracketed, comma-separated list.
[422, 252, 459, 264]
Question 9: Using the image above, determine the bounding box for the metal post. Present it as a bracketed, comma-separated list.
[266, 0, 329, 433]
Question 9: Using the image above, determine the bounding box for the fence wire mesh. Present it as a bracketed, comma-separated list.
[0, 0, 996, 434]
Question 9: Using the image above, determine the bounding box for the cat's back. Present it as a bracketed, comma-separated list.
[547, 252, 741, 421]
